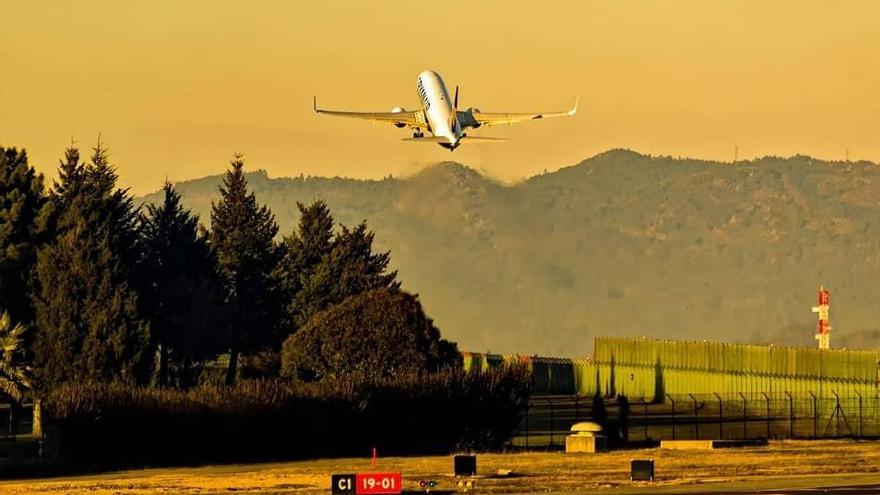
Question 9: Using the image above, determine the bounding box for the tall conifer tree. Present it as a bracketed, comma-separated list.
[0, 147, 46, 326]
[277, 200, 399, 331]
[210, 155, 281, 384]
[140, 182, 224, 387]
[276, 201, 335, 329]
[32, 142, 150, 388]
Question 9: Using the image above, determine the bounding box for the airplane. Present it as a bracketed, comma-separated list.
[314, 70, 578, 151]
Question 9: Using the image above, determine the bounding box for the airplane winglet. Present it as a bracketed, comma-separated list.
[569, 97, 579, 116]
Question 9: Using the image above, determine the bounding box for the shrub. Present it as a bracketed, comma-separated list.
[42, 364, 529, 469]
[281, 289, 459, 381]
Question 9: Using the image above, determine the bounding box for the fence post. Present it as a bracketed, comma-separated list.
[833, 392, 840, 438]
[714, 393, 723, 439]
[762, 392, 770, 439]
[738, 392, 748, 439]
[856, 392, 863, 438]
[689, 394, 699, 439]
[784, 391, 794, 439]
[809, 392, 817, 438]
[574, 394, 580, 423]
[643, 398, 649, 441]
[546, 397, 554, 448]
[667, 394, 676, 440]
[525, 401, 530, 449]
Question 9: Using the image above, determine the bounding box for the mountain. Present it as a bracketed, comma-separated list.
[139, 150, 880, 356]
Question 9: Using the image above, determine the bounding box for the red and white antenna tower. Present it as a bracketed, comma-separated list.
[811, 286, 831, 350]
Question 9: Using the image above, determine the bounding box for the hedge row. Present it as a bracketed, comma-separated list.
[42, 366, 530, 469]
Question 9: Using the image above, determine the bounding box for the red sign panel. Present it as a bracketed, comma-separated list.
[819, 289, 830, 306]
[355, 473, 402, 495]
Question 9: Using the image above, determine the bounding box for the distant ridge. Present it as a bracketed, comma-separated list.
[140, 150, 880, 356]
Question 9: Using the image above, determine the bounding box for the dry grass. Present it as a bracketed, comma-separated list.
[4, 440, 880, 494]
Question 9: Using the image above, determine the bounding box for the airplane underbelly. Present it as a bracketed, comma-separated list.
[427, 108, 451, 138]
[418, 70, 455, 141]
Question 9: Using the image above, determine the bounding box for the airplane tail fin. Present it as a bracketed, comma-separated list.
[449, 85, 460, 130]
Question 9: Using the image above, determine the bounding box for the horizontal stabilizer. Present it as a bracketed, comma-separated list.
[462, 136, 506, 142]
[402, 136, 449, 143]
[401, 136, 507, 144]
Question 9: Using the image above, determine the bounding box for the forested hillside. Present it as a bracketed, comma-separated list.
[142, 150, 880, 356]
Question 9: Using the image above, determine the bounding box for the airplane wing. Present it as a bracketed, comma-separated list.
[458, 98, 578, 128]
[314, 97, 426, 128]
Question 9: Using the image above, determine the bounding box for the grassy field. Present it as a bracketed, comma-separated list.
[3, 440, 880, 494]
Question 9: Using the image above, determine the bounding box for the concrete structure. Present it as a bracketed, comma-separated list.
[565, 422, 607, 453]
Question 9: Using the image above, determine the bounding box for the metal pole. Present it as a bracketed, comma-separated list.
[547, 397, 554, 448]
[714, 393, 723, 439]
[738, 392, 748, 440]
[667, 394, 676, 440]
[525, 402, 529, 449]
[762, 392, 770, 439]
[643, 399, 649, 441]
[809, 392, 817, 438]
[833, 392, 840, 437]
[856, 392, 863, 438]
[574, 394, 580, 423]
[785, 391, 794, 439]
[689, 394, 699, 439]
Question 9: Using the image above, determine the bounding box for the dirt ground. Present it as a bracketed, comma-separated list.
[3, 440, 880, 494]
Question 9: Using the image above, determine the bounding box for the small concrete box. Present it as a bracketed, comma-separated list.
[565, 422, 607, 453]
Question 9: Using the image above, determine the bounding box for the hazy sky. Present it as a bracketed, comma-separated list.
[3, 1, 879, 194]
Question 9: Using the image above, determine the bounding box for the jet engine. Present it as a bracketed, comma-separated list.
[466, 108, 482, 128]
[391, 107, 407, 127]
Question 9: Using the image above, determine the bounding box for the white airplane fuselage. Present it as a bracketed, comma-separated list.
[416, 70, 462, 149]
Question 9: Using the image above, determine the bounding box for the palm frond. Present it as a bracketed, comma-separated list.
[0, 312, 30, 400]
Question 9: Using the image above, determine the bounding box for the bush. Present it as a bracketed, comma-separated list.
[42, 365, 530, 470]
[281, 289, 459, 381]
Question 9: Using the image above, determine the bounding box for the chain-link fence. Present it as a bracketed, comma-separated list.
[509, 393, 880, 449]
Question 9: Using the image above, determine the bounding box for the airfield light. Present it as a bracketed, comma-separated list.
[456, 479, 476, 492]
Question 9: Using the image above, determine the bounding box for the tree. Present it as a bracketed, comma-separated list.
[281, 288, 458, 382]
[0, 147, 46, 326]
[32, 142, 151, 388]
[140, 182, 224, 387]
[277, 201, 335, 330]
[210, 155, 281, 384]
[0, 311, 30, 401]
[324, 222, 400, 300]
[278, 201, 400, 331]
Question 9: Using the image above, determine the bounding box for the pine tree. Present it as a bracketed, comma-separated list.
[140, 182, 224, 387]
[0, 147, 46, 326]
[210, 155, 281, 384]
[326, 222, 399, 300]
[32, 142, 151, 388]
[276, 201, 335, 329]
[85, 140, 140, 264]
[277, 200, 399, 331]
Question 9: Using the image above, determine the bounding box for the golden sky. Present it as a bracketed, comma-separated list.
[2, 1, 879, 195]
